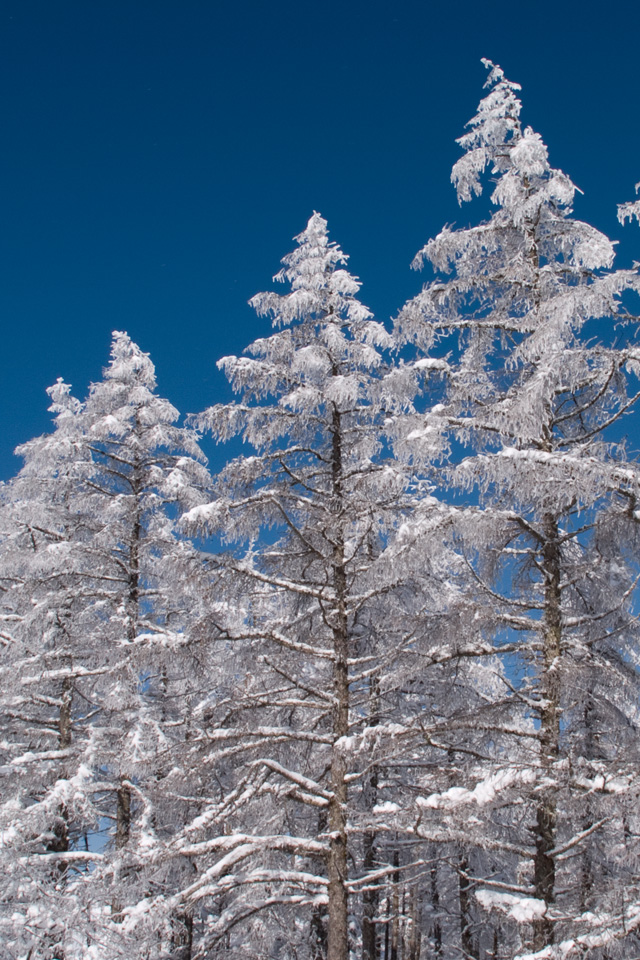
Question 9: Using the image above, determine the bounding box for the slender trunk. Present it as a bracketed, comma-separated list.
[491, 923, 500, 960]
[327, 675, 349, 960]
[172, 913, 194, 960]
[579, 689, 595, 913]
[459, 855, 478, 960]
[59, 674, 73, 751]
[112, 778, 132, 921]
[405, 887, 421, 960]
[390, 847, 400, 960]
[46, 670, 73, 933]
[311, 809, 329, 960]
[116, 781, 132, 849]
[532, 513, 562, 950]
[327, 405, 349, 960]
[362, 675, 380, 960]
[384, 895, 391, 960]
[112, 445, 141, 920]
[362, 820, 379, 960]
[430, 860, 442, 960]
[126, 433, 143, 644]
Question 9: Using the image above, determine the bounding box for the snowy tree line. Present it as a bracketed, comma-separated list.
[2, 60, 640, 960]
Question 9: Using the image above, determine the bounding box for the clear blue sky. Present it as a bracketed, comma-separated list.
[1, 0, 639, 478]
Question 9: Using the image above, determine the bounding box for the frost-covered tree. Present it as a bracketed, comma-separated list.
[3, 61, 640, 960]
[398, 60, 640, 957]
[0, 379, 102, 959]
[172, 213, 469, 960]
[0, 334, 213, 959]
[67, 331, 212, 956]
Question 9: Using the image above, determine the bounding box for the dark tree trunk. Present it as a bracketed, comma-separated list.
[327, 405, 349, 960]
[362, 675, 380, 960]
[311, 809, 329, 960]
[579, 686, 596, 913]
[404, 886, 421, 960]
[459, 855, 478, 960]
[172, 913, 194, 960]
[390, 847, 400, 960]
[430, 859, 442, 960]
[112, 447, 141, 921]
[532, 513, 562, 950]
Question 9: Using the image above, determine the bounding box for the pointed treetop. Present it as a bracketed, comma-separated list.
[84, 331, 186, 445]
[276, 211, 349, 287]
[103, 330, 157, 390]
[430, 60, 616, 273]
[250, 212, 372, 328]
[13, 378, 86, 476]
[452, 59, 524, 203]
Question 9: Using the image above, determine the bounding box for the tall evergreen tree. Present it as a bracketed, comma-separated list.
[0, 378, 103, 959]
[174, 213, 467, 960]
[70, 332, 211, 956]
[398, 60, 640, 956]
[0, 334, 212, 959]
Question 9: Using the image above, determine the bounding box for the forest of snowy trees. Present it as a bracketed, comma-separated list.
[3, 60, 640, 960]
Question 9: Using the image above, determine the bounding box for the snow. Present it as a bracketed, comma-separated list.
[417, 767, 534, 810]
[476, 890, 547, 923]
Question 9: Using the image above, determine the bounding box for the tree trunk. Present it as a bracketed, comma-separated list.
[46, 674, 73, 879]
[384, 895, 391, 960]
[112, 778, 132, 920]
[459, 855, 478, 960]
[327, 405, 349, 960]
[362, 675, 380, 960]
[405, 886, 421, 960]
[491, 923, 500, 960]
[579, 689, 596, 914]
[311, 809, 329, 960]
[532, 513, 562, 950]
[390, 847, 400, 960]
[430, 859, 442, 960]
[112, 446, 141, 921]
[43, 677, 73, 959]
[172, 913, 194, 960]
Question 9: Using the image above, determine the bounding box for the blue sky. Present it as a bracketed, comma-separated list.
[1, 0, 639, 479]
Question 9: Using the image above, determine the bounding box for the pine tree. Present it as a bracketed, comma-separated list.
[174, 213, 467, 960]
[0, 334, 212, 958]
[69, 332, 211, 956]
[0, 378, 105, 959]
[398, 60, 640, 956]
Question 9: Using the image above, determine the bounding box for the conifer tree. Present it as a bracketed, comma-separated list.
[0, 379, 102, 959]
[70, 332, 211, 955]
[175, 213, 466, 960]
[618, 182, 640, 228]
[398, 61, 640, 956]
[0, 334, 212, 958]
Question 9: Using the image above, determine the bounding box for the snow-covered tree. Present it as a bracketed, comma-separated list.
[172, 213, 471, 960]
[0, 334, 213, 958]
[398, 60, 640, 956]
[0, 378, 105, 959]
[67, 331, 212, 956]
